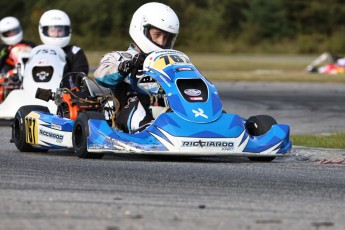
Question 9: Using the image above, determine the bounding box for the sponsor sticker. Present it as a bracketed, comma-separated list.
[176, 67, 193, 72]
[51, 124, 62, 131]
[192, 108, 208, 119]
[181, 140, 234, 148]
[184, 89, 201, 96]
[36, 71, 49, 81]
[190, 97, 203, 101]
[39, 129, 64, 143]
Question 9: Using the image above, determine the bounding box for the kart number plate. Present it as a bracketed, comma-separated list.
[25, 117, 38, 145]
[153, 54, 190, 71]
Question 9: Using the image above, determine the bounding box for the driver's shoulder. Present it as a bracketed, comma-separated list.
[63, 45, 83, 55]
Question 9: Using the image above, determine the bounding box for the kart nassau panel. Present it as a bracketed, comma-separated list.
[22, 45, 66, 98]
[24, 111, 73, 149]
[0, 45, 65, 119]
[143, 50, 223, 123]
[86, 113, 292, 156]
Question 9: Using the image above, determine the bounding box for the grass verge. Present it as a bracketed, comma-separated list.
[291, 133, 345, 149]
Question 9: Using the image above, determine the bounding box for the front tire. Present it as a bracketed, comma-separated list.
[246, 115, 277, 162]
[73, 111, 105, 159]
[12, 105, 50, 152]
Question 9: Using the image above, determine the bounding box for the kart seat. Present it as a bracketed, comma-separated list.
[83, 77, 112, 96]
[60, 73, 111, 97]
[60, 73, 78, 89]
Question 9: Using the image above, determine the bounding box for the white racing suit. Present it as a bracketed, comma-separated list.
[94, 44, 153, 133]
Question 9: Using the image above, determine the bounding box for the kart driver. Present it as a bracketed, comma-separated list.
[0, 16, 36, 75]
[306, 52, 345, 74]
[94, 2, 179, 133]
[38, 9, 89, 75]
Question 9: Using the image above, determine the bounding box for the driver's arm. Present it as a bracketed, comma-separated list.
[94, 51, 146, 89]
[94, 51, 127, 89]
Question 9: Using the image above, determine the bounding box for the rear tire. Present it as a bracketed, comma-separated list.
[246, 115, 277, 162]
[12, 105, 50, 152]
[73, 111, 105, 159]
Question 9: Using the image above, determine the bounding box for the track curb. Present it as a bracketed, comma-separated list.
[292, 146, 345, 164]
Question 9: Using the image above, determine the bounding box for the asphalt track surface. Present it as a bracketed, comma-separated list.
[0, 82, 344, 230]
[216, 81, 345, 135]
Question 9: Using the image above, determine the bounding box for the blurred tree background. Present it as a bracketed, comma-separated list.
[1, 0, 345, 54]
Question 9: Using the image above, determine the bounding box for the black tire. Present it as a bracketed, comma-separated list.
[73, 111, 105, 159]
[12, 105, 50, 152]
[245, 115, 277, 162]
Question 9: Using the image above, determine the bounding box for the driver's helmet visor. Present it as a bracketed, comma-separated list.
[42, 25, 70, 38]
[144, 25, 177, 49]
[2, 27, 21, 37]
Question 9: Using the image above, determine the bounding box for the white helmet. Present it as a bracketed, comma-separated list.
[129, 2, 179, 54]
[39, 9, 71, 48]
[0, 16, 23, 45]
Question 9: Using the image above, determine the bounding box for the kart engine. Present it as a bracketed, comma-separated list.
[35, 73, 118, 125]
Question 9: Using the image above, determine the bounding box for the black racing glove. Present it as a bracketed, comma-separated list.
[118, 53, 147, 77]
